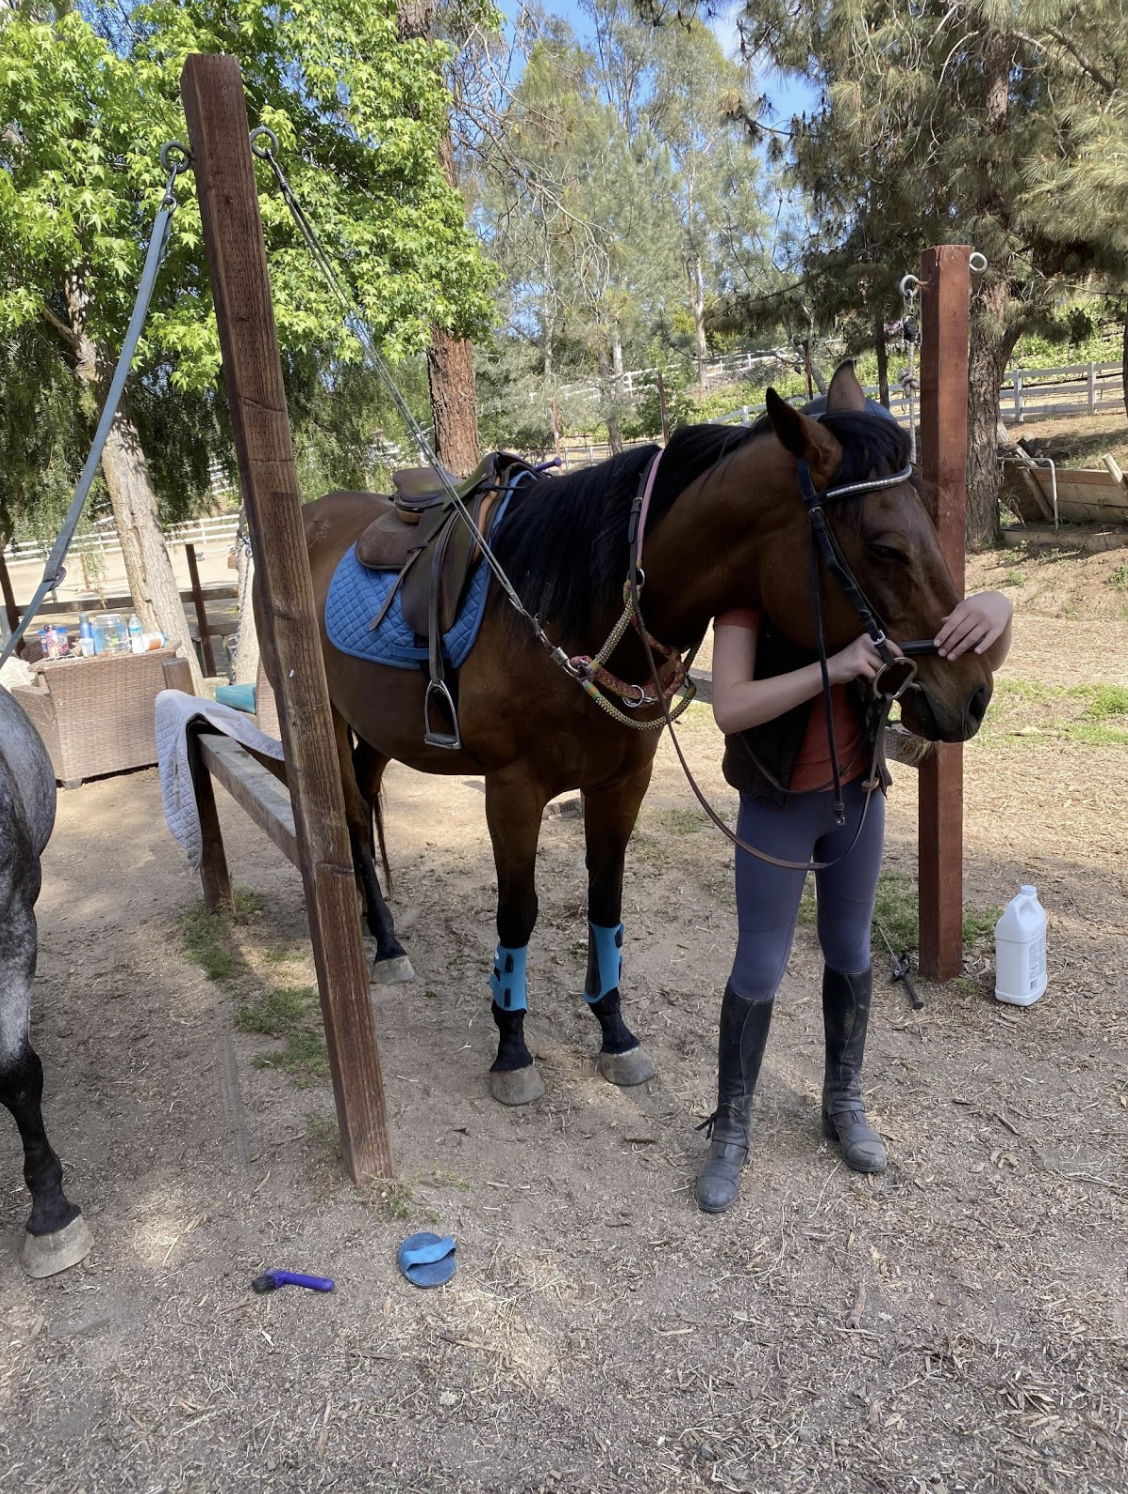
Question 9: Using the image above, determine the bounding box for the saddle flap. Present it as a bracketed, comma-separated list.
[400, 488, 501, 639]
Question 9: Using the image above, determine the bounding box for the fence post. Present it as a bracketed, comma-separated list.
[1087, 361, 1097, 415]
[181, 51, 394, 1183]
[741, 405, 749, 426]
[1013, 371, 1023, 424]
[918, 245, 969, 984]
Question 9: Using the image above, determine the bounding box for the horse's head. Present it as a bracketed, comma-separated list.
[757, 363, 991, 743]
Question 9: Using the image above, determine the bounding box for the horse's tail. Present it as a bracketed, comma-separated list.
[350, 729, 394, 898]
[372, 786, 393, 899]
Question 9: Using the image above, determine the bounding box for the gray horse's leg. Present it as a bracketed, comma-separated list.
[0, 895, 91, 1277]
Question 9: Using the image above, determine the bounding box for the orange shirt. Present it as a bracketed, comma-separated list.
[715, 609, 866, 791]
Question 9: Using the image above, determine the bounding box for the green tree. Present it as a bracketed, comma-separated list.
[0, 1, 493, 674]
[711, 1, 1128, 548]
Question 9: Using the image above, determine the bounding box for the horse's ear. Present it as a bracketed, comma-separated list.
[825, 360, 867, 413]
[765, 387, 842, 483]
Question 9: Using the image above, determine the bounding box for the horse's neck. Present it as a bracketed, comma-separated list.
[639, 439, 790, 645]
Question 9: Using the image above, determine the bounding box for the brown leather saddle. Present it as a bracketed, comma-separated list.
[354, 450, 540, 749]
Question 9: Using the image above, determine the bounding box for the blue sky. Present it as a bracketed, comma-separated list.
[495, 0, 820, 123]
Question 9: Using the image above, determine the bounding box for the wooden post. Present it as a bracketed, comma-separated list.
[185, 544, 217, 676]
[181, 54, 393, 1181]
[918, 246, 969, 983]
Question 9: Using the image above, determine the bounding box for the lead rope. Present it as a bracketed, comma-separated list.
[0, 144, 190, 670]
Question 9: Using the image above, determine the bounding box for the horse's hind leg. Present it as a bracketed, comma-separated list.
[483, 766, 548, 1105]
[335, 717, 413, 984]
[582, 769, 656, 1087]
[0, 893, 92, 1276]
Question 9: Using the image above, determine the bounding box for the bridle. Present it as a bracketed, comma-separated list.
[625, 445, 943, 873]
[795, 456, 939, 823]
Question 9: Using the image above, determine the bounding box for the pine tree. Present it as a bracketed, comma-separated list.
[730, 1, 1128, 548]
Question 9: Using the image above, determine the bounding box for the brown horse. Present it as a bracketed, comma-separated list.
[276, 364, 993, 1105]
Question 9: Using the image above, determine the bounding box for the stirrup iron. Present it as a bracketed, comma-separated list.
[424, 679, 461, 750]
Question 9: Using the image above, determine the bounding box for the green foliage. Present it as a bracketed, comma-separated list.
[0, 2, 495, 534]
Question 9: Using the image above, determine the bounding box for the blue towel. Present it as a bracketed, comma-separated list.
[324, 481, 521, 670]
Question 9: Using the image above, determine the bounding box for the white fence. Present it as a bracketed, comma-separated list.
[707, 359, 1125, 430]
[2, 512, 240, 571]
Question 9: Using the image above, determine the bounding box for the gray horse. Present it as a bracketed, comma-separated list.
[0, 686, 91, 1276]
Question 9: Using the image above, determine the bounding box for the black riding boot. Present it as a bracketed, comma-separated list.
[695, 984, 774, 1214]
[821, 966, 887, 1173]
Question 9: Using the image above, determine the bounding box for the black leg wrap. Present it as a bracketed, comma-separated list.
[696, 985, 774, 1214]
[587, 989, 638, 1056]
[821, 966, 887, 1174]
[490, 1000, 533, 1073]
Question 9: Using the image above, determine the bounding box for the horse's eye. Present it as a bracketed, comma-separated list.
[869, 543, 910, 565]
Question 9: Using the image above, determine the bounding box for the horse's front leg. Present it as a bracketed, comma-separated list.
[0, 895, 92, 1277]
[483, 766, 547, 1105]
[582, 768, 657, 1086]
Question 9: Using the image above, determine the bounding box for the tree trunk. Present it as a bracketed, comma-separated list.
[65, 272, 203, 689]
[966, 277, 1018, 551]
[427, 329, 479, 477]
[875, 314, 890, 408]
[691, 256, 708, 386]
[232, 538, 260, 687]
[600, 344, 623, 454]
[966, 32, 1014, 552]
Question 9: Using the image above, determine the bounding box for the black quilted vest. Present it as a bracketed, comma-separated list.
[720, 619, 890, 809]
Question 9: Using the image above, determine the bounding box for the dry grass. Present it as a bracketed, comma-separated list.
[1, 549, 1125, 1494]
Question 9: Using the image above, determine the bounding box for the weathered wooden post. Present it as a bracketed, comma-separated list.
[181, 54, 393, 1180]
[184, 544, 216, 676]
[917, 245, 970, 983]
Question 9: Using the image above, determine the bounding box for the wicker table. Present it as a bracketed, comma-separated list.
[11, 644, 182, 788]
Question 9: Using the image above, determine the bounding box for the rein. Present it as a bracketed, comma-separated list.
[629, 453, 939, 874]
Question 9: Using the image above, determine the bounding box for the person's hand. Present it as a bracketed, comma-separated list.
[934, 591, 1013, 660]
[828, 634, 891, 685]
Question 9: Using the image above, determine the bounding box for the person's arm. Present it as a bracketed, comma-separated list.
[933, 590, 1013, 670]
[711, 619, 888, 737]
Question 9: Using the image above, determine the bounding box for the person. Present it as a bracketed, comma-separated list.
[695, 589, 1014, 1213]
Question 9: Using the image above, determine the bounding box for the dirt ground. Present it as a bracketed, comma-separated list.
[2, 545, 1126, 1494]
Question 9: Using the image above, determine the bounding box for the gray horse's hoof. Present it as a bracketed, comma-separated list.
[22, 1215, 93, 1279]
[597, 1046, 656, 1087]
[371, 954, 415, 986]
[489, 1066, 545, 1106]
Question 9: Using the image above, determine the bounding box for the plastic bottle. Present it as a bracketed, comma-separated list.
[78, 613, 94, 657]
[994, 885, 1047, 1006]
[128, 613, 144, 654]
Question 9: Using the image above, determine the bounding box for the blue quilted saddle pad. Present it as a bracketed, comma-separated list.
[324, 483, 519, 671]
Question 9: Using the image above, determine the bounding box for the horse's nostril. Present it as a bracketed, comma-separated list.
[967, 684, 989, 726]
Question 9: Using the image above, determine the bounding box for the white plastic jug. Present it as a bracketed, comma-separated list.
[994, 885, 1047, 1006]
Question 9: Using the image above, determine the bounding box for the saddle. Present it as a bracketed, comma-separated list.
[354, 451, 539, 749]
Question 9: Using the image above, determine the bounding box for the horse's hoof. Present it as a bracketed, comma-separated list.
[489, 1066, 545, 1106]
[22, 1215, 93, 1279]
[371, 954, 415, 986]
[597, 1046, 656, 1087]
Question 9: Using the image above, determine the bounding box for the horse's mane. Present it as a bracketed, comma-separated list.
[491, 408, 912, 635]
